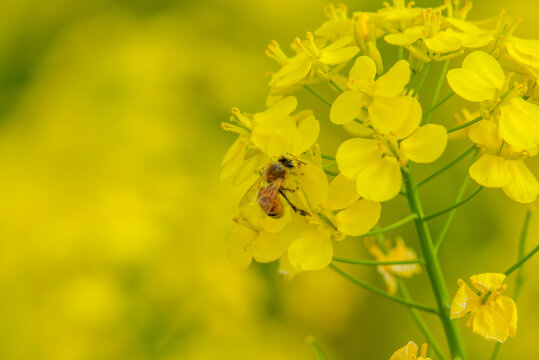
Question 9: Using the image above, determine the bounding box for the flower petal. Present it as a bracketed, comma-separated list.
[356, 156, 401, 202]
[499, 97, 539, 155]
[319, 46, 359, 65]
[468, 120, 502, 152]
[447, 68, 497, 102]
[385, 31, 422, 46]
[330, 90, 367, 125]
[334, 199, 381, 236]
[462, 51, 505, 91]
[326, 174, 360, 211]
[399, 124, 447, 163]
[369, 95, 410, 133]
[288, 227, 333, 271]
[374, 60, 410, 97]
[424, 31, 461, 53]
[502, 160, 539, 203]
[336, 138, 381, 180]
[252, 231, 285, 263]
[450, 279, 481, 319]
[393, 96, 422, 139]
[472, 305, 510, 342]
[295, 164, 329, 210]
[469, 155, 512, 188]
[349, 56, 376, 83]
[492, 295, 517, 338]
[227, 224, 256, 268]
[294, 115, 320, 154]
[390, 341, 419, 360]
[469, 273, 506, 295]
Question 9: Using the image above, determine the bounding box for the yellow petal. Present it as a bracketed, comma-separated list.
[294, 115, 320, 154]
[462, 51, 505, 92]
[336, 138, 381, 180]
[424, 31, 461, 53]
[349, 56, 376, 84]
[387, 238, 420, 277]
[492, 296, 517, 338]
[256, 96, 297, 121]
[472, 304, 510, 342]
[447, 68, 497, 102]
[295, 164, 329, 210]
[469, 273, 506, 295]
[319, 46, 359, 65]
[385, 31, 422, 46]
[469, 154, 512, 188]
[220, 138, 246, 181]
[288, 227, 333, 271]
[499, 97, 539, 155]
[334, 199, 381, 236]
[468, 120, 502, 152]
[502, 160, 539, 203]
[330, 90, 367, 125]
[450, 279, 481, 319]
[390, 341, 419, 360]
[326, 174, 360, 211]
[369, 95, 410, 133]
[252, 231, 285, 263]
[356, 156, 402, 202]
[393, 96, 422, 139]
[227, 224, 256, 268]
[399, 124, 447, 164]
[271, 55, 312, 87]
[374, 60, 410, 97]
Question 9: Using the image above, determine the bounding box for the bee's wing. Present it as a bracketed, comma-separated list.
[239, 176, 264, 208]
[260, 179, 283, 215]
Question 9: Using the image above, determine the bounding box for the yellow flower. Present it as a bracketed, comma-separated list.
[447, 50, 539, 155]
[330, 56, 412, 133]
[220, 96, 320, 184]
[336, 98, 447, 202]
[368, 237, 421, 295]
[450, 273, 517, 343]
[468, 120, 538, 203]
[314, 4, 355, 43]
[267, 32, 359, 89]
[505, 36, 539, 79]
[390, 341, 431, 360]
[362, 0, 423, 34]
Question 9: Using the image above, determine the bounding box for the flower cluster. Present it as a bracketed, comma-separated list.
[222, 0, 539, 357]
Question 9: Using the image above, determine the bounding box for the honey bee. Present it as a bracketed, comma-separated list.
[240, 155, 310, 218]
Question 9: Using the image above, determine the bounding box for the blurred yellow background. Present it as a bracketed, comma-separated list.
[0, 0, 537, 359]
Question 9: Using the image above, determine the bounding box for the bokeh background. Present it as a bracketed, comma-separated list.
[0, 0, 537, 359]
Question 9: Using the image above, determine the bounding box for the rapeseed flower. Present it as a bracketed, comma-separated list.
[468, 120, 538, 203]
[390, 341, 431, 360]
[330, 56, 412, 133]
[505, 36, 539, 79]
[368, 237, 421, 295]
[447, 50, 539, 155]
[450, 273, 517, 343]
[336, 97, 447, 202]
[220, 96, 320, 184]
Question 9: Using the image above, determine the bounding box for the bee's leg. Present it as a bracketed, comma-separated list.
[281, 186, 299, 192]
[279, 189, 310, 216]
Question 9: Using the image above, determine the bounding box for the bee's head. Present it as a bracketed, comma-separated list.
[278, 155, 295, 169]
[266, 162, 286, 181]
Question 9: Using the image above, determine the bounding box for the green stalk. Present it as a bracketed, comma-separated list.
[362, 213, 418, 236]
[329, 79, 344, 93]
[330, 264, 438, 314]
[306, 336, 329, 360]
[412, 62, 432, 97]
[305, 85, 332, 106]
[492, 210, 533, 360]
[418, 146, 476, 187]
[401, 167, 467, 360]
[424, 60, 450, 123]
[332, 257, 424, 266]
[422, 92, 454, 121]
[447, 115, 482, 133]
[423, 187, 483, 222]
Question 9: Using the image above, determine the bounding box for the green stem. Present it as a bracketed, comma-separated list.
[362, 214, 418, 236]
[433, 147, 479, 253]
[322, 161, 337, 169]
[504, 241, 539, 277]
[418, 145, 476, 187]
[398, 279, 447, 360]
[306, 336, 328, 360]
[329, 79, 344, 93]
[422, 92, 454, 121]
[330, 264, 438, 314]
[401, 167, 467, 360]
[305, 85, 332, 106]
[332, 257, 425, 266]
[492, 210, 533, 360]
[412, 62, 432, 97]
[424, 60, 450, 123]
[323, 169, 338, 177]
[423, 186, 483, 222]
[398, 46, 404, 60]
[447, 115, 482, 133]
[322, 154, 335, 160]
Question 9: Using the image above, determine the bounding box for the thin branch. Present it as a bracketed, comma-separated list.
[362, 214, 418, 236]
[423, 187, 483, 222]
[422, 92, 454, 120]
[304, 85, 332, 106]
[332, 257, 425, 266]
[330, 264, 438, 314]
[306, 336, 328, 360]
[504, 239, 538, 276]
[329, 79, 344, 93]
[418, 145, 476, 187]
[447, 115, 482, 133]
[321, 154, 335, 160]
